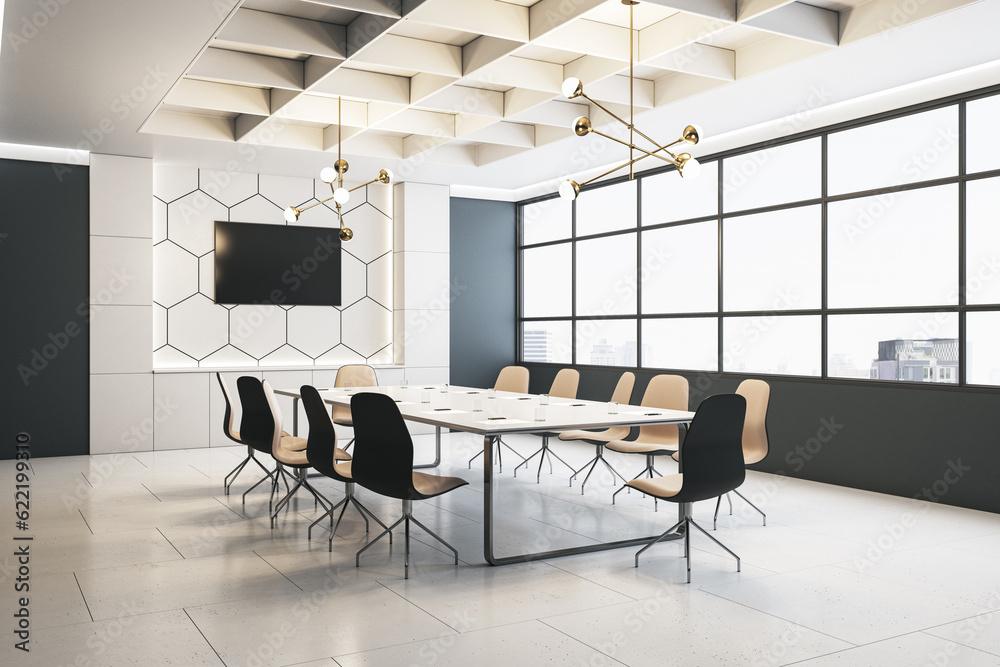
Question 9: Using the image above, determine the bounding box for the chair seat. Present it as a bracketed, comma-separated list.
[412, 472, 468, 499]
[606, 438, 677, 455]
[334, 460, 353, 479]
[282, 435, 308, 451]
[274, 436, 310, 466]
[334, 447, 351, 461]
[333, 418, 353, 427]
[559, 427, 630, 443]
[627, 473, 683, 499]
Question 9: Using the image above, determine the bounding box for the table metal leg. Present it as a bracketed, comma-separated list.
[414, 426, 442, 469]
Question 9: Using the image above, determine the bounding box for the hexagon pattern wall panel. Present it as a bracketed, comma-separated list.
[152, 167, 393, 368]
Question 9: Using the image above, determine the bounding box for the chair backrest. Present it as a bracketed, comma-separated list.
[494, 365, 529, 393]
[610, 371, 635, 404]
[300, 385, 340, 479]
[636, 374, 689, 446]
[331, 365, 378, 424]
[216, 373, 240, 443]
[674, 393, 747, 504]
[260, 381, 285, 455]
[236, 376, 277, 455]
[736, 379, 770, 465]
[349, 392, 416, 500]
[548, 368, 580, 399]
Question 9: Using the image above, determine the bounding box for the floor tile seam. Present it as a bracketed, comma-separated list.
[697, 586, 862, 648]
[156, 526, 187, 559]
[72, 546, 287, 582]
[188, 464, 212, 479]
[541, 559, 648, 602]
[72, 571, 95, 623]
[141, 483, 163, 501]
[254, 550, 305, 592]
[824, 558, 1000, 608]
[915, 628, 1000, 659]
[77, 509, 95, 535]
[182, 607, 229, 666]
[533, 617, 626, 666]
[375, 579, 478, 635]
[214, 494, 252, 519]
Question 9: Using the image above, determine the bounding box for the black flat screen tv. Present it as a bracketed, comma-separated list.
[214, 221, 341, 306]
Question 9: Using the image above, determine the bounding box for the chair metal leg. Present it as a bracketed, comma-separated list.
[634, 518, 686, 566]
[410, 516, 460, 565]
[469, 437, 524, 473]
[688, 517, 741, 575]
[242, 467, 276, 507]
[713, 496, 722, 530]
[514, 436, 575, 482]
[732, 489, 766, 526]
[727, 492, 733, 515]
[570, 443, 627, 494]
[308, 497, 346, 540]
[356, 515, 405, 567]
[224, 451, 252, 495]
[271, 470, 332, 528]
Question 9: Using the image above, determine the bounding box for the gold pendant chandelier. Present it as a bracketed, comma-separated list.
[283, 96, 392, 241]
[559, 0, 702, 200]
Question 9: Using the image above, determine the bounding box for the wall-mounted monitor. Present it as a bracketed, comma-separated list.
[214, 221, 341, 306]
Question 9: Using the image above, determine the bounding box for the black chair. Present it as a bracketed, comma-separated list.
[219, 373, 276, 496]
[350, 392, 469, 579]
[628, 393, 747, 583]
[236, 376, 290, 509]
[300, 385, 392, 551]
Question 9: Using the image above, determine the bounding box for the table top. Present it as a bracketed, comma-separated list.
[275, 384, 694, 436]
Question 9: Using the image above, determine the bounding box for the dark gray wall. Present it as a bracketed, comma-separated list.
[449, 197, 516, 388]
[525, 364, 1000, 514]
[1, 158, 90, 459]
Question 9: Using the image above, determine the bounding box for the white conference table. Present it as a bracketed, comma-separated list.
[275, 384, 694, 566]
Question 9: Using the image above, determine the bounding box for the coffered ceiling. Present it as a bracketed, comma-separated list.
[0, 0, 997, 194]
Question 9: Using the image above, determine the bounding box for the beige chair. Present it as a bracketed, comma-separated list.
[258, 380, 333, 528]
[560, 371, 635, 494]
[710, 379, 770, 529]
[467, 365, 530, 472]
[513, 368, 580, 482]
[607, 374, 689, 505]
[331, 364, 378, 452]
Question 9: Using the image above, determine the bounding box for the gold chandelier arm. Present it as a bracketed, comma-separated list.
[297, 198, 333, 213]
[579, 92, 684, 155]
[578, 156, 648, 188]
[348, 177, 380, 192]
[588, 128, 680, 164]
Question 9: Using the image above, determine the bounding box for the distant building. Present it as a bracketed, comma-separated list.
[870, 338, 958, 383]
[522, 329, 550, 362]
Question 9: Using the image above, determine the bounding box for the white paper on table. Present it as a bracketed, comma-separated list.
[475, 418, 531, 425]
[422, 409, 469, 415]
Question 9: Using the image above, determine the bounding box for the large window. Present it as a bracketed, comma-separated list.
[518, 86, 1000, 387]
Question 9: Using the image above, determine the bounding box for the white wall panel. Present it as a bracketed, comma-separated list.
[90, 306, 153, 374]
[89, 236, 153, 306]
[153, 373, 211, 450]
[91, 155, 153, 238]
[90, 374, 154, 455]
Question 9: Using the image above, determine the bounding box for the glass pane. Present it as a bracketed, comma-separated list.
[576, 179, 637, 236]
[722, 315, 820, 376]
[522, 321, 572, 364]
[576, 233, 637, 316]
[723, 205, 821, 311]
[967, 311, 1000, 385]
[576, 319, 638, 367]
[965, 177, 1000, 305]
[641, 160, 718, 225]
[642, 221, 718, 313]
[828, 313, 958, 383]
[642, 318, 718, 371]
[828, 185, 958, 308]
[522, 197, 571, 245]
[966, 94, 1000, 174]
[522, 243, 571, 317]
[828, 106, 958, 195]
[723, 138, 821, 212]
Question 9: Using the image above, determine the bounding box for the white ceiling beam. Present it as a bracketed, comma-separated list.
[143, 110, 235, 142]
[534, 124, 573, 147]
[503, 88, 556, 118]
[329, 125, 384, 152]
[402, 134, 452, 159]
[563, 56, 627, 89]
[639, 12, 732, 63]
[839, 0, 977, 45]
[305, 56, 345, 89]
[743, 2, 839, 46]
[584, 75, 655, 109]
[419, 143, 477, 166]
[234, 114, 269, 142]
[736, 0, 794, 22]
[243, 120, 324, 151]
[645, 43, 735, 81]
[311, 68, 410, 104]
[372, 108, 456, 136]
[418, 86, 504, 117]
[639, 0, 737, 22]
[166, 79, 270, 116]
[352, 34, 462, 77]
[405, 0, 529, 42]
[279, 95, 369, 127]
[463, 36, 524, 76]
[455, 113, 499, 138]
[217, 9, 347, 59]
[341, 131, 404, 159]
[188, 48, 303, 90]
[462, 121, 534, 148]
[476, 143, 530, 166]
[528, 0, 606, 42]
[268, 89, 300, 115]
[507, 99, 588, 128]
[311, 0, 401, 18]
[346, 13, 400, 56]
[469, 56, 562, 93]
[736, 34, 832, 78]
[367, 101, 409, 125]
[653, 71, 728, 106]
[536, 19, 630, 63]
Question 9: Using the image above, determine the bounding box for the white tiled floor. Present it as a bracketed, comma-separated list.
[3, 433, 1000, 666]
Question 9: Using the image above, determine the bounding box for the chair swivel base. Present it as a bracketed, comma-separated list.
[612, 453, 665, 507]
[468, 436, 526, 473]
[224, 446, 275, 496]
[569, 443, 627, 495]
[356, 499, 459, 579]
[308, 482, 392, 551]
[241, 464, 291, 511]
[270, 468, 332, 528]
[513, 436, 575, 483]
[635, 511, 740, 584]
[713, 489, 766, 529]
